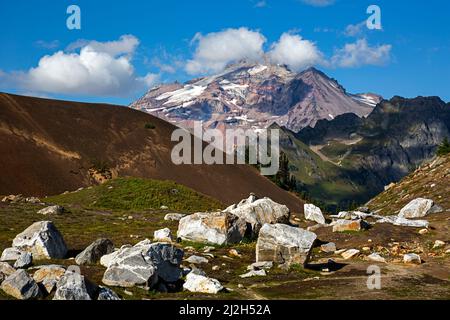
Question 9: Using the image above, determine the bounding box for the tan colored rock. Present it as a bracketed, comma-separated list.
[33, 265, 66, 294]
[341, 249, 360, 260]
[332, 219, 369, 232]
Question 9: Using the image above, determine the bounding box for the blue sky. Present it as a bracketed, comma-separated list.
[0, 0, 449, 105]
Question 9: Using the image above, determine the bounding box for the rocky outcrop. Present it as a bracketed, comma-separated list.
[1, 269, 42, 300]
[177, 211, 246, 245]
[256, 224, 317, 267]
[75, 238, 114, 265]
[12, 221, 67, 259]
[304, 204, 326, 224]
[226, 196, 290, 238]
[183, 272, 223, 294]
[53, 271, 96, 300]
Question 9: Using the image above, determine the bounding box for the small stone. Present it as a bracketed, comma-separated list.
[212, 265, 220, 271]
[185, 255, 209, 264]
[14, 252, 33, 269]
[202, 246, 216, 253]
[367, 253, 386, 263]
[418, 229, 429, 235]
[183, 272, 223, 294]
[332, 219, 369, 232]
[433, 240, 445, 249]
[320, 242, 336, 253]
[403, 253, 421, 264]
[228, 249, 241, 258]
[240, 269, 267, 278]
[37, 205, 64, 215]
[164, 213, 186, 221]
[153, 228, 173, 242]
[341, 249, 360, 260]
[362, 246, 371, 252]
[247, 261, 273, 271]
[160, 205, 169, 210]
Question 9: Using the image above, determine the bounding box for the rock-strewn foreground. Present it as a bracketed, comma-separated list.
[0, 158, 449, 300]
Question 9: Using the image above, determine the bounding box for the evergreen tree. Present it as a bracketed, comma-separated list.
[437, 137, 450, 156]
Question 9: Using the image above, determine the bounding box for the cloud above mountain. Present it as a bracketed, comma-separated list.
[185, 28, 267, 74]
[268, 32, 324, 71]
[2, 35, 158, 97]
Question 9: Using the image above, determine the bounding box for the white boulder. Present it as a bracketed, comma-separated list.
[399, 198, 434, 218]
[183, 272, 223, 294]
[304, 204, 326, 224]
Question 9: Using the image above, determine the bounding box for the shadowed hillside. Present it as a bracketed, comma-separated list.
[0, 93, 303, 212]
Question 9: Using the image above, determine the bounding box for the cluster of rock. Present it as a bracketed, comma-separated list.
[1, 194, 41, 204]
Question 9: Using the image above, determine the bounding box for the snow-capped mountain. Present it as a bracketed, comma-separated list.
[130, 61, 381, 133]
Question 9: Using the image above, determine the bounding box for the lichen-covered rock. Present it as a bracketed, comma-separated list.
[183, 272, 223, 294]
[227, 197, 290, 237]
[177, 211, 246, 245]
[75, 238, 114, 265]
[332, 219, 369, 232]
[256, 224, 317, 267]
[53, 271, 95, 300]
[32, 265, 66, 294]
[304, 204, 326, 224]
[12, 221, 67, 259]
[0, 262, 16, 277]
[1, 269, 42, 300]
[398, 198, 434, 218]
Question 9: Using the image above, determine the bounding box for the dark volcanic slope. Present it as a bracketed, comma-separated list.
[0, 93, 303, 212]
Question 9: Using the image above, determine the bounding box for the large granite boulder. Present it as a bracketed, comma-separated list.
[102, 242, 157, 288]
[1, 269, 42, 300]
[304, 204, 326, 224]
[256, 224, 317, 267]
[53, 271, 96, 300]
[227, 196, 290, 238]
[12, 221, 67, 259]
[177, 211, 246, 245]
[399, 198, 434, 218]
[75, 238, 114, 265]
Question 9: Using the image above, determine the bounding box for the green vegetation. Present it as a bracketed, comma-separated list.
[144, 122, 156, 129]
[437, 137, 450, 156]
[45, 177, 223, 212]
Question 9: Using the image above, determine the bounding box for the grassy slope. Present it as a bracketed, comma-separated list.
[44, 177, 224, 212]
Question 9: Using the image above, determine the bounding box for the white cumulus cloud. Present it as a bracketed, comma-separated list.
[185, 27, 267, 75]
[268, 32, 324, 71]
[3, 35, 158, 97]
[331, 39, 392, 68]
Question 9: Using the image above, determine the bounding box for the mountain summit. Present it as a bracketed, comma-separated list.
[130, 62, 380, 132]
